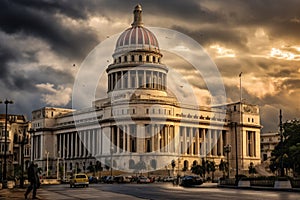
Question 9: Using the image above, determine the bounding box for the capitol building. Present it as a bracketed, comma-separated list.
[30, 5, 261, 177]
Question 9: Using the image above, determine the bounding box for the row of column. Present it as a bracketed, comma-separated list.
[179, 127, 227, 157]
[54, 126, 228, 159]
[57, 129, 102, 159]
[108, 70, 167, 91]
[111, 124, 176, 154]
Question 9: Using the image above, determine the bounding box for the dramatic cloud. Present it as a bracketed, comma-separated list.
[36, 83, 72, 106]
[0, 0, 299, 132]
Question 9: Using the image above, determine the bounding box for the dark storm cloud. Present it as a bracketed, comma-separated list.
[282, 78, 300, 90]
[172, 25, 249, 51]
[0, 0, 99, 60]
[2, 65, 73, 92]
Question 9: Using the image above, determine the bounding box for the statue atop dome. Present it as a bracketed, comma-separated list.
[131, 4, 143, 27]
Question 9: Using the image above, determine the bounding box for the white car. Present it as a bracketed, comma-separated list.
[137, 177, 150, 183]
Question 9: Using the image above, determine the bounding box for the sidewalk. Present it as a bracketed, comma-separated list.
[0, 187, 42, 200]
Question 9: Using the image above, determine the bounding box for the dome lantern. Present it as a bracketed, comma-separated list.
[113, 4, 160, 56]
[131, 4, 143, 27]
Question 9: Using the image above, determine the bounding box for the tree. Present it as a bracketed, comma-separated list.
[219, 159, 227, 178]
[171, 160, 176, 170]
[191, 164, 205, 177]
[171, 160, 176, 175]
[270, 119, 300, 177]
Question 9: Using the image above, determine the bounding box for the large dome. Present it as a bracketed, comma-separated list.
[114, 4, 160, 56]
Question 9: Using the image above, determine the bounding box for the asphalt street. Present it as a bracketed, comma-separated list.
[35, 183, 300, 200]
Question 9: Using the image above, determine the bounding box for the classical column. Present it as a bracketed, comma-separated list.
[74, 133, 78, 158]
[67, 133, 71, 158]
[202, 129, 206, 156]
[196, 128, 200, 155]
[207, 129, 211, 156]
[151, 125, 155, 152]
[143, 70, 146, 88]
[213, 130, 218, 156]
[151, 71, 154, 89]
[70, 133, 73, 158]
[78, 132, 82, 157]
[155, 125, 159, 151]
[218, 130, 223, 156]
[135, 70, 138, 89]
[117, 126, 120, 153]
[122, 127, 126, 153]
[164, 125, 168, 152]
[126, 125, 130, 152]
[183, 127, 187, 155]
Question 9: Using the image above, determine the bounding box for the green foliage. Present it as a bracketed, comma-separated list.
[219, 159, 228, 178]
[191, 164, 205, 177]
[191, 158, 216, 179]
[270, 119, 300, 176]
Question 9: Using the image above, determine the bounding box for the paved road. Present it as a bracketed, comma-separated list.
[37, 183, 300, 200]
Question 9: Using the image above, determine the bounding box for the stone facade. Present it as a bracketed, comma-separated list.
[260, 132, 280, 162]
[0, 114, 31, 179]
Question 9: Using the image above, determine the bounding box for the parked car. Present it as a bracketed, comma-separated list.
[70, 174, 89, 188]
[137, 177, 150, 184]
[163, 176, 175, 182]
[88, 176, 99, 184]
[180, 176, 203, 187]
[105, 176, 115, 184]
[114, 176, 131, 183]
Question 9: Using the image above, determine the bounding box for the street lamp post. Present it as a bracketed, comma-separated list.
[234, 122, 239, 185]
[19, 126, 28, 188]
[110, 147, 114, 176]
[224, 144, 231, 178]
[2, 99, 13, 188]
[56, 151, 60, 180]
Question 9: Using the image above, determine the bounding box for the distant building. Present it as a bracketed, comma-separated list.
[260, 132, 280, 162]
[30, 5, 262, 177]
[0, 114, 31, 179]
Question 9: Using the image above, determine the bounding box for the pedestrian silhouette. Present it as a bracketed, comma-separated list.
[24, 162, 40, 199]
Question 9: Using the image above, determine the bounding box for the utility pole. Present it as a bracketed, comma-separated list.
[2, 99, 13, 188]
[279, 109, 284, 177]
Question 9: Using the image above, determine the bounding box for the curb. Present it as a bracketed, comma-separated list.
[217, 185, 300, 192]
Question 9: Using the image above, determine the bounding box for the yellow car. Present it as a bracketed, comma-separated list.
[70, 174, 89, 188]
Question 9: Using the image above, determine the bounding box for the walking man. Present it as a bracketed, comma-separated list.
[24, 162, 40, 199]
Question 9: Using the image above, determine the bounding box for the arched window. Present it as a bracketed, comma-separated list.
[131, 55, 135, 62]
[118, 57, 121, 63]
[124, 55, 127, 62]
[153, 56, 156, 63]
[139, 55, 142, 62]
[146, 55, 150, 62]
